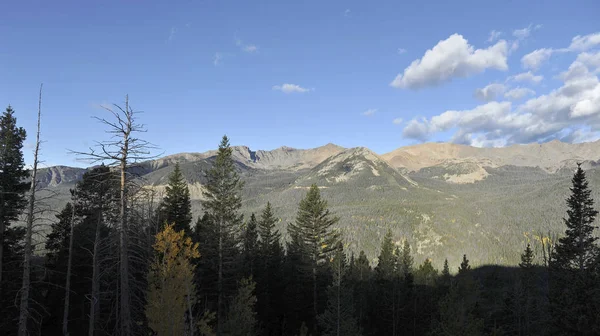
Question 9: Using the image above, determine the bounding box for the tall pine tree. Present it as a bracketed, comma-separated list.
[549, 164, 600, 335]
[288, 184, 340, 333]
[157, 163, 193, 233]
[200, 135, 244, 334]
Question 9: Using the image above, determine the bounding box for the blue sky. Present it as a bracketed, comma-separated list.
[1, 0, 599, 167]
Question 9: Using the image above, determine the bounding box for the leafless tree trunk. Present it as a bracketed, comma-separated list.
[62, 200, 76, 336]
[88, 205, 102, 336]
[18, 84, 43, 336]
[71, 95, 157, 336]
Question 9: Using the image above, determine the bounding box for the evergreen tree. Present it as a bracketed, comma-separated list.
[200, 135, 244, 334]
[519, 244, 535, 270]
[347, 251, 371, 331]
[415, 258, 438, 286]
[256, 202, 284, 336]
[318, 242, 361, 336]
[431, 254, 483, 336]
[157, 163, 193, 233]
[441, 259, 451, 284]
[549, 164, 600, 335]
[0, 105, 28, 308]
[146, 224, 200, 336]
[458, 254, 471, 275]
[241, 213, 258, 278]
[399, 240, 414, 279]
[288, 184, 340, 331]
[221, 277, 257, 336]
[373, 230, 399, 335]
[374, 230, 396, 280]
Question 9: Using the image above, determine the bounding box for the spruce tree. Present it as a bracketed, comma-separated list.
[222, 277, 257, 336]
[373, 230, 398, 335]
[257, 202, 284, 336]
[440, 258, 451, 287]
[549, 164, 600, 334]
[288, 184, 340, 330]
[157, 163, 192, 233]
[519, 244, 534, 270]
[0, 106, 28, 295]
[415, 258, 438, 286]
[347, 250, 371, 331]
[200, 135, 244, 334]
[458, 254, 471, 275]
[241, 213, 258, 278]
[318, 242, 361, 336]
[374, 229, 396, 280]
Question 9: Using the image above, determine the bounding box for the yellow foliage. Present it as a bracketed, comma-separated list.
[146, 224, 200, 336]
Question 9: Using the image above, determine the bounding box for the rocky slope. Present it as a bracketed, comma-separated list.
[34, 139, 600, 268]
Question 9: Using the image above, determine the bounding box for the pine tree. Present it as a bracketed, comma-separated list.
[201, 135, 244, 334]
[415, 258, 438, 286]
[458, 254, 471, 275]
[146, 224, 200, 336]
[288, 184, 340, 331]
[347, 251, 371, 331]
[519, 244, 535, 270]
[373, 230, 398, 335]
[432, 254, 483, 336]
[440, 259, 451, 287]
[399, 240, 414, 279]
[221, 277, 257, 336]
[157, 163, 193, 233]
[241, 213, 258, 278]
[375, 230, 396, 280]
[318, 242, 361, 336]
[0, 105, 28, 298]
[256, 202, 284, 336]
[549, 164, 600, 335]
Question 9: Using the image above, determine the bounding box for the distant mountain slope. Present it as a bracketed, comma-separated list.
[32, 140, 600, 268]
[382, 139, 600, 173]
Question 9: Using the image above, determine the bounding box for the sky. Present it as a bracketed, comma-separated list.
[1, 0, 599, 167]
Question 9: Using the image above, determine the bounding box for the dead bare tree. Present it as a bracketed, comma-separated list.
[18, 84, 43, 336]
[72, 95, 158, 336]
[62, 198, 76, 336]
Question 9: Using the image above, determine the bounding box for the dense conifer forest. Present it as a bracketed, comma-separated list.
[2, 100, 600, 336]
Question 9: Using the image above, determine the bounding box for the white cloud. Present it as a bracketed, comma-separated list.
[235, 37, 259, 53]
[213, 52, 224, 66]
[393, 118, 404, 125]
[344, 9, 351, 17]
[569, 32, 600, 51]
[521, 48, 553, 70]
[243, 45, 258, 53]
[509, 71, 543, 84]
[504, 87, 536, 100]
[487, 30, 502, 43]
[168, 27, 177, 41]
[272, 84, 312, 94]
[576, 51, 600, 70]
[397, 48, 407, 55]
[402, 53, 600, 146]
[513, 23, 542, 40]
[474, 83, 506, 102]
[390, 34, 508, 89]
[362, 109, 377, 116]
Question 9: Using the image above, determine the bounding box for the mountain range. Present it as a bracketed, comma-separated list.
[35, 140, 600, 268]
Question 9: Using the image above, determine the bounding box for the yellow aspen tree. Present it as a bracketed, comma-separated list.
[146, 223, 200, 336]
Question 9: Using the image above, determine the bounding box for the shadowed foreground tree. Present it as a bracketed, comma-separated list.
[200, 135, 244, 334]
[549, 164, 600, 335]
[157, 163, 192, 233]
[0, 104, 28, 317]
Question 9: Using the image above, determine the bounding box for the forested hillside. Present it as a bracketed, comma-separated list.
[3, 101, 600, 335]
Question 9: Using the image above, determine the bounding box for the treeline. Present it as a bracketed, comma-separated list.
[1, 101, 600, 336]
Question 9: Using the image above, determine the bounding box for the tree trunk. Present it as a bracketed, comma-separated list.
[312, 262, 317, 331]
[217, 218, 223, 335]
[119, 95, 131, 336]
[88, 208, 102, 336]
[120, 154, 131, 336]
[0, 191, 4, 298]
[18, 84, 42, 336]
[63, 201, 76, 336]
